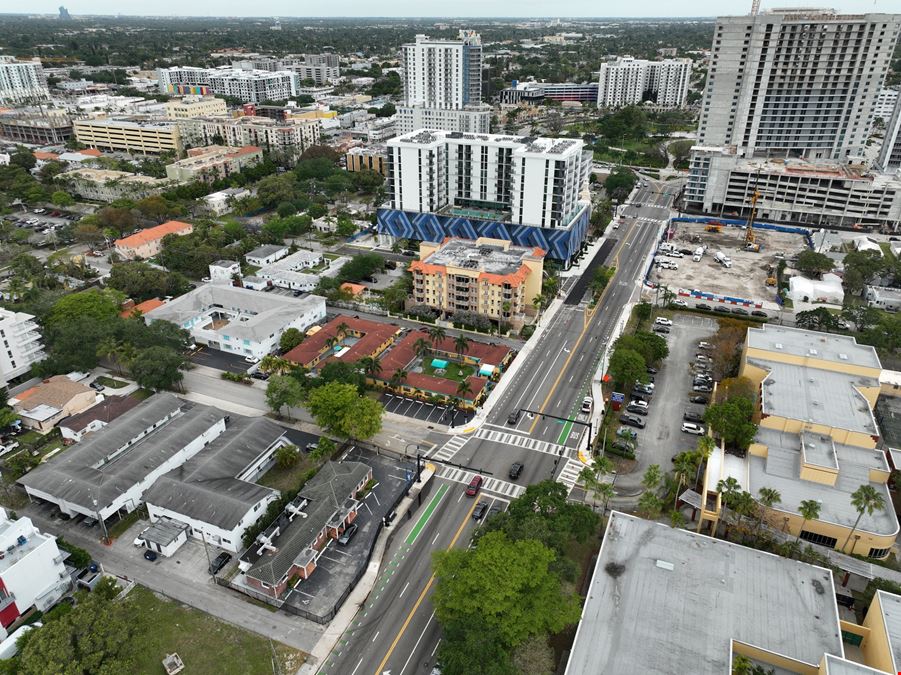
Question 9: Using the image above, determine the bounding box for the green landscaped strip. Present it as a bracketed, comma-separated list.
[405, 483, 448, 545]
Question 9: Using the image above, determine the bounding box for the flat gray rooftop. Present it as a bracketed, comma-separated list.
[142, 517, 189, 547]
[747, 324, 881, 370]
[143, 416, 285, 530]
[145, 285, 325, 343]
[565, 512, 843, 675]
[18, 394, 224, 512]
[754, 359, 879, 435]
[246, 244, 287, 260]
[879, 590, 901, 673]
[749, 428, 898, 536]
[423, 239, 540, 275]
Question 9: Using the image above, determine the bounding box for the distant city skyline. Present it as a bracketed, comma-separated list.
[15, 0, 900, 19]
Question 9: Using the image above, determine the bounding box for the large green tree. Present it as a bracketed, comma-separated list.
[265, 375, 304, 419]
[608, 346, 646, 388]
[306, 382, 383, 440]
[107, 261, 190, 303]
[705, 396, 757, 450]
[794, 250, 834, 278]
[129, 346, 185, 391]
[433, 531, 581, 648]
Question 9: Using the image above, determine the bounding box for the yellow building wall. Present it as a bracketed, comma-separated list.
[758, 415, 876, 450]
[799, 464, 838, 487]
[761, 507, 896, 558]
[743, 345, 881, 380]
[861, 593, 895, 673]
[522, 258, 543, 309]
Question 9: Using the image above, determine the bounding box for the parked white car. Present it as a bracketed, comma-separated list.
[654, 317, 673, 326]
[681, 422, 706, 435]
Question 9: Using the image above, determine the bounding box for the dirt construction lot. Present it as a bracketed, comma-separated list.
[650, 222, 809, 305]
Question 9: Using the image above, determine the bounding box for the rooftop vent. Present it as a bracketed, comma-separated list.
[656, 560, 674, 571]
[808, 349, 818, 356]
[774, 343, 783, 349]
[839, 353, 848, 360]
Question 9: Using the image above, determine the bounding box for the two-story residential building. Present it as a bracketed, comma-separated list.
[144, 285, 326, 361]
[10, 375, 98, 432]
[164, 145, 262, 183]
[114, 220, 193, 260]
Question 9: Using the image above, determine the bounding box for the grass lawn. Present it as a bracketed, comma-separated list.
[257, 453, 316, 493]
[132, 388, 155, 400]
[421, 360, 475, 382]
[96, 375, 128, 389]
[107, 507, 147, 540]
[124, 586, 306, 675]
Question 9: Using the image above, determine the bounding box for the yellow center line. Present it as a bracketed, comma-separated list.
[530, 216, 641, 433]
[372, 495, 479, 675]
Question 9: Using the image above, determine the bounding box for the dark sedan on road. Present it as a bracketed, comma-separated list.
[714, 306, 730, 313]
[472, 501, 489, 520]
[731, 307, 749, 315]
[619, 413, 646, 429]
[696, 303, 711, 311]
[689, 395, 709, 404]
[509, 462, 524, 480]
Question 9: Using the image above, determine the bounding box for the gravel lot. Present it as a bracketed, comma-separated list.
[650, 221, 808, 307]
[626, 312, 719, 484]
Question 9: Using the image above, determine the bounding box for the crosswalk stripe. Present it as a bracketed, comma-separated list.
[429, 435, 468, 462]
[437, 465, 524, 500]
[475, 428, 568, 458]
[556, 458, 586, 494]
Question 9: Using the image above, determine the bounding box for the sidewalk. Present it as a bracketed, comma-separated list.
[297, 466, 436, 675]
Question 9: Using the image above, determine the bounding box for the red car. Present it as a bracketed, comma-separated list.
[465, 475, 483, 497]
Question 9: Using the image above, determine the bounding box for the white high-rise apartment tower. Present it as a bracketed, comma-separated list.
[0, 56, 49, 104]
[596, 57, 691, 108]
[685, 9, 901, 230]
[397, 30, 491, 135]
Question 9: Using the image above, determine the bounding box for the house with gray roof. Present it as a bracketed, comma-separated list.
[239, 460, 371, 599]
[18, 393, 226, 522]
[144, 284, 326, 361]
[143, 416, 288, 553]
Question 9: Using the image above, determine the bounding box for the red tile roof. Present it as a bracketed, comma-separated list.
[285, 315, 400, 369]
[114, 220, 192, 249]
[120, 298, 165, 317]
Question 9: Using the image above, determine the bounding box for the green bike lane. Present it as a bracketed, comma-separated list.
[316, 479, 471, 675]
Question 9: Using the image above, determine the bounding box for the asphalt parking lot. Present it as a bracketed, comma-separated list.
[379, 392, 474, 426]
[188, 345, 254, 374]
[281, 447, 415, 621]
[631, 313, 718, 476]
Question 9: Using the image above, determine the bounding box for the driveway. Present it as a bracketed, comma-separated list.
[618, 313, 717, 491]
[188, 346, 254, 374]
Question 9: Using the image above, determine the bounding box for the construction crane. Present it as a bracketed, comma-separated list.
[751, 0, 761, 15]
[745, 190, 761, 252]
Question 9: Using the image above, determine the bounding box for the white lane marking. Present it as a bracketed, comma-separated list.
[431, 532, 441, 545]
[399, 611, 436, 675]
[372, 630, 380, 643]
[350, 657, 364, 675]
[399, 581, 410, 598]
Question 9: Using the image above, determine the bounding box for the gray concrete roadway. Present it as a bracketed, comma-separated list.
[319, 179, 682, 675]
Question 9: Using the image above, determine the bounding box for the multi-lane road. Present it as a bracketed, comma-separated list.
[317, 180, 680, 675]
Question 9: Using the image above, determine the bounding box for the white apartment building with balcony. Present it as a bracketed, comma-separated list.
[158, 66, 299, 103]
[386, 129, 591, 231]
[0, 56, 49, 104]
[397, 30, 491, 135]
[0, 509, 69, 628]
[0, 309, 44, 387]
[596, 56, 692, 108]
[685, 9, 901, 229]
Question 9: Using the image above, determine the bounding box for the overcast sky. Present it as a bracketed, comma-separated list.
[25, 0, 899, 18]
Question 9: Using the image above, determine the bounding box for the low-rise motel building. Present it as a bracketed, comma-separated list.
[694, 324, 898, 559]
[565, 512, 901, 675]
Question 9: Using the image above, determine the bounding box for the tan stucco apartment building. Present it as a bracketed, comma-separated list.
[409, 237, 544, 326]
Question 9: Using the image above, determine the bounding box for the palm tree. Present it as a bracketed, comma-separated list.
[358, 356, 382, 378]
[731, 491, 757, 542]
[842, 485, 886, 555]
[695, 436, 716, 485]
[114, 342, 138, 377]
[453, 334, 469, 360]
[96, 337, 121, 375]
[716, 477, 741, 537]
[336, 322, 350, 338]
[326, 336, 340, 351]
[455, 379, 473, 401]
[672, 452, 700, 510]
[580, 456, 615, 512]
[756, 487, 781, 537]
[389, 369, 407, 390]
[795, 499, 822, 552]
[413, 337, 431, 360]
[260, 355, 294, 375]
[427, 325, 446, 349]
[637, 491, 663, 519]
[642, 464, 662, 492]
